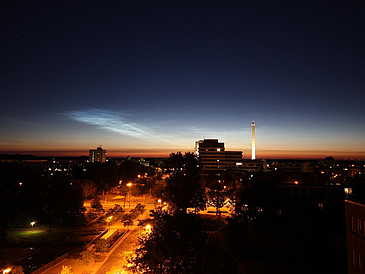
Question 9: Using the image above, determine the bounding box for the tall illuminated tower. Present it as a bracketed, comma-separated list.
[251, 121, 255, 160]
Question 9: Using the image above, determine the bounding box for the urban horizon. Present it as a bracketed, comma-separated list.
[2, 147, 364, 160]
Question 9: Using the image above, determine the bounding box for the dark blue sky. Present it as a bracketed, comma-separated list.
[1, 0, 364, 158]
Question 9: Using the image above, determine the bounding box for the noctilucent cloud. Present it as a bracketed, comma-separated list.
[1, 1, 364, 159]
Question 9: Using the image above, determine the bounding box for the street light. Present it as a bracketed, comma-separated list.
[30, 221, 35, 232]
[127, 183, 132, 208]
[107, 216, 113, 230]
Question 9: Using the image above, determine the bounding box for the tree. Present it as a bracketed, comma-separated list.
[78, 250, 95, 266]
[11, 266, 24, 274]
[202, 238, 237, 274]
[107, 204, 125, 221]
[91, 196, 103, 212]
[207, 188, 229, 216]
[94, 239, 110, 253]
[122, 213, 133, 231]
[42, 174, 85, 229]
[164, 152, 205, 214]
[165, 172, 206, 214]
[81, 179, 97, 199]
[59, 265, 73, 274]
[205, 177, 231, 216]
[127, 209, 207, 274]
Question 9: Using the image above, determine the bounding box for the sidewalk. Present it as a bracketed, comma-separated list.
[40, 203, 154, 274]
[40, 226, 134, 274]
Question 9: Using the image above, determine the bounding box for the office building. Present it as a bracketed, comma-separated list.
[89, 146, 106, 163]
[195, 139, 242, 173]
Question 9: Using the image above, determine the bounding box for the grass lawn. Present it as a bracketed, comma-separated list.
[7, 227, 95, 245]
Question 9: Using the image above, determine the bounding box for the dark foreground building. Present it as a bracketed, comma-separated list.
[346, 200, 365, 273]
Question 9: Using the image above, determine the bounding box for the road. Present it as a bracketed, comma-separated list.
[40, 196, 155, 274]
[94, 225, 141, 274]
[94, 201, 154, 274]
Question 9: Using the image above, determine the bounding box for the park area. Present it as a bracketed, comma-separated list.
[1, 223, 104, 273]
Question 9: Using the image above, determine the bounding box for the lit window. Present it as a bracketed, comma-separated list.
[358, 219, 363, 236]
[344, 188, 353, 196]
[353, 250, 358, 268]
[351, 217, 356, 233]
[217, 148, 221, 151]
[359, 254, 364, 272]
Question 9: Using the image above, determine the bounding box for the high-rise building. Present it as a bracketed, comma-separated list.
[252, 120, 256, 160]
[89, 146, 106, 163]
[195, 139, 242, 173]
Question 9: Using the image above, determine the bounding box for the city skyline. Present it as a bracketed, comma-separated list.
[1, 1, 364, 159]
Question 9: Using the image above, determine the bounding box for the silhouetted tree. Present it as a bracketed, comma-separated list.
[127, 209, 207, 274]
[165, 172, 206, 214]
[128, 209, 236, 274]
[42, 174, 85, 228]
[91, 196, 103, 212]
[163, 152, 205, 213]
[81, 179, 97, 199]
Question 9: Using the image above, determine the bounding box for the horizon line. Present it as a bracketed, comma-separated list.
[1, 150, 364, 161]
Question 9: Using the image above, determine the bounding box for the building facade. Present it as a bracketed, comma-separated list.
[346, 200, 365, 274]
[195, 139, 242, 173]
[89, 146, 106, 163]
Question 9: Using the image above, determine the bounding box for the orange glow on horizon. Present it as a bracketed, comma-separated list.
[1, 148, 365, 160]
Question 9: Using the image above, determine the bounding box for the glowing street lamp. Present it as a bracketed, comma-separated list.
[145, 224, 152, 233]
[127, 183, 132, 208]
[157, 199, 162, 205]
[30, 221, 35, 232]
[107, 216, 113, 230]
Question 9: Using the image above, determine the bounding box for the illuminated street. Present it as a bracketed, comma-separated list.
[94, 203, 154, 274]
[94, 224, 141, 274]
[39, 196, 154, 274]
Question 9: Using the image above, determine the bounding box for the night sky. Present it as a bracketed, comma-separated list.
[1, 1, 364, 159]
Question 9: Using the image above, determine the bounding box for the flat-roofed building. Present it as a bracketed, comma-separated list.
[89, 146, 106, 163]
[195, 139, 242, 173]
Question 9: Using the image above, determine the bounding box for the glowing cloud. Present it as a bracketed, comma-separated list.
[64, 109, 156, 139]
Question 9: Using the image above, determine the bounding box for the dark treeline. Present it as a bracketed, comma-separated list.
[0, 160, 147, 246]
